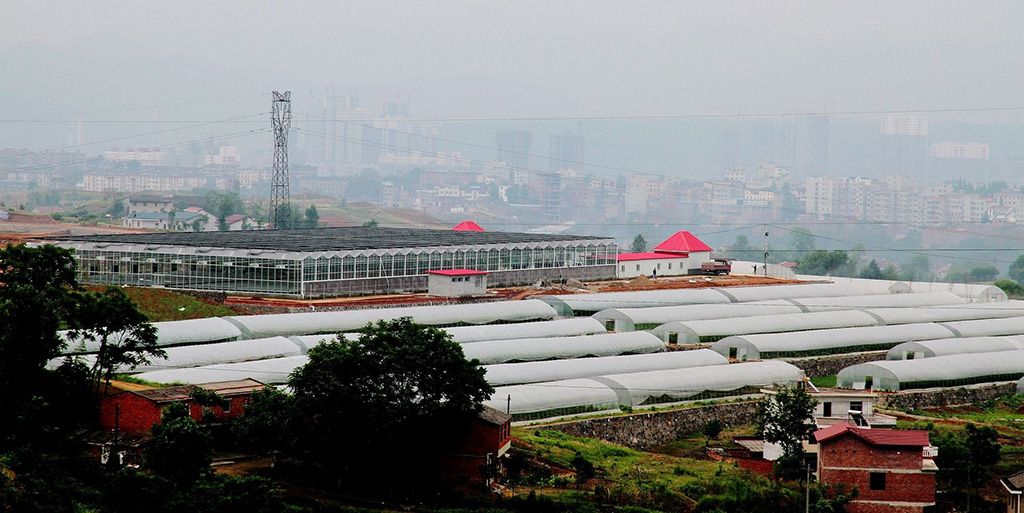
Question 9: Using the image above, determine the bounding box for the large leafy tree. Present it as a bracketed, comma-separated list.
[145, 403, 214, 487]
[630, 234, 648, 253]
[67, 286, 163, 394]
[797, 250, 852, 277]
[758, 386, 816, 459]
[288, 317, 493, 486]
[1010, 255, 1024, 284]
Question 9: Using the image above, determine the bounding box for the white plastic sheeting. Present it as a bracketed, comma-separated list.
[711, 323, 958, 360]
[837, 350, 1024, 391]
[887, 336, 1024, 360]
[593, 360, 804, 408]
[808, 278, 1009, 303]
[224, 299, 557, 339]
[775, 292, 964, 310]
[593, 304, 804, 332]
[485, 378, 621, 420]
[461, 332, 665, 365]
[539, 289, 733, 316]
[715, 282, 902, 302]
[134, 355, 309, 385]
[483, 349, 728, 386]
[653, 310, 882, 344]
[446, 318, 606, 343]
[61, 317, 244, 354]
[866, 307, 1024, 325]
[939, 317, 1024, 338]
[126, 336, 304, 372]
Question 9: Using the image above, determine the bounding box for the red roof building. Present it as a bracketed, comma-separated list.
[815, 422, 937, 513]
[453, 221, 485, 232]
[438, 406, 512, 489]
[653, 230, 714, 253]
[99, 379, 266, 436]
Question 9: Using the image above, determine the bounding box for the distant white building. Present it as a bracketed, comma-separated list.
[616, 231, 714, 278]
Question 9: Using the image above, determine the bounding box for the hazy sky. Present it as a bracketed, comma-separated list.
[4, 1, 1023, 118]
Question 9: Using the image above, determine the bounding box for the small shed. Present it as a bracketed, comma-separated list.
[427, 269, 489, 297]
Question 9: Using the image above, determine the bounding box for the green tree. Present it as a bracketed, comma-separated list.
[288, 317, 493, 486]
[1010, 255, 1024, 284]
[968, 265, 999, 282]
[361, 218, 379, 227]
[630, 234, 648, 253]
[797, 250, 851, 277]
[859, 259, 884, 280]
[571, 451, 596, 490]
[934, 423, 1001, 490]
[190, 215, 209, 232]
[145, 402, 213, 487]
[995, 279, 1024, 297]
[758, 386, 816, 459]
[66, 287, 163, 395]
[232, 388, 297, 460]
[790, 227, 816, 252]
[702, 419, 723, 444]
[303, 204, 320, 228]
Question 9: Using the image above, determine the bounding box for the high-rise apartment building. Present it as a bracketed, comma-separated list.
[496, 131, 533, 178]
[548, 132, 584, 172]
[880, 113, 929, 183]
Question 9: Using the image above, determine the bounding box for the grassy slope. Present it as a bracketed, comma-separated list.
[87, 286, 246, 322]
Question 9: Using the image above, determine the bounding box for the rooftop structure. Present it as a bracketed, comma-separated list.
[43, 226, 616, 297]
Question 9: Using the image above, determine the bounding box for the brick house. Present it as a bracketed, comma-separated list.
[99, 379, 266, 436]
[815, 422, 938, 513]
[438, 405, 513, 487]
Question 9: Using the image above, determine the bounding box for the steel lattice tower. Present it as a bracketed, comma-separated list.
[270, 91, 292, 229]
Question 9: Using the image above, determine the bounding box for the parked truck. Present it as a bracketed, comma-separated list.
[689, 258, 731, 276]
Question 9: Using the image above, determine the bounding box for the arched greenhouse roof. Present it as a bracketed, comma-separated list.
[592, 304, 803, 332]
[538, 289, 732, 316]
[904, 282, 1008, 302]
[593, 360, 804, 408]
[939, 316, 1024, 338]
[711, 323, 958, 360]
[125, 336, 304, 373]
[485, 378, 621, 421]
[482, 349, 727, 386]
[714, 282, 899, 302]
[837, 350, 1024, 391]
[461, 332, 665, 365]
[865, 307, 1024, 325]
[654, 310, 883, 345]
[61, 316, 244, 354]
[445, 318, 606, 343]
[780, 292, 964, 310]
[224, 299, 557, 339]
[134, 355, 308, 385]
[887, 336, 1024, 360]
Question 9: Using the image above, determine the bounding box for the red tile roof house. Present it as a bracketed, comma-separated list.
[616, 230, 714, 278]
[99, 379, 267, 436]
[815, 422, 938, 513]
[437, 405, 513, 490]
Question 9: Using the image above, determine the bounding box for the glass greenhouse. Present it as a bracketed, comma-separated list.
[482, 349, 728, 386]
[837, 350, 1024, 391]
[45, 227, 617, 298]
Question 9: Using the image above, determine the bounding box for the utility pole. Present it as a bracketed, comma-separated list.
[270, 91, 292, 229]
[763, 225, 769, 278]
[805, 464, 811, 513]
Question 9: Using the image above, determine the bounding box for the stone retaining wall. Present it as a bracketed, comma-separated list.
[544, 401, 759, 450]
[170, 289, 228, 304]
[878, 383, 1017, 411]
[784, 352, 888, 378]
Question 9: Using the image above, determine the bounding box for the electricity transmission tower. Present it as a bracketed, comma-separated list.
[270, 91, 292, 229]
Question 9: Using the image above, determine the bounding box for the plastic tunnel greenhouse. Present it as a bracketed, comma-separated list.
[938, 316, 1024, 338]
[837, 350, 1024, 391]
[222, 299, 557, 339]
[485, 378, 622, 421]
[445, 318, 606, 343]
[461, 332, 665, 365]
[710, 323, 958, 360]
[482, 349, 727, 386]
[593, 304, 803, 332]
[653, 310, 883, 344]
[121, 336, 304, 373]
[61, 317, 244, 354]
[776, 292, 964, 310]
[133, 355, 309, 385]
[887, 336, 1024, 360]
[539, 289, 732, 317]
[592, 360, 804, 408]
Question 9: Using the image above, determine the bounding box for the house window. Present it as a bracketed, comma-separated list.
[657, 263, 661, 269]
[869, 472, 886, 491]
[222, 399, 231, 413]
[823, 402, 832, 417]
[668, 263, 672, 269]
[636, 264, 640, 271]
[849, 401, 863, 413]
[621, 265, 625, 272]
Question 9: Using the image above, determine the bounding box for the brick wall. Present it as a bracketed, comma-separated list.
[100, 393, 163, 435]
[819, 436, 934, 510]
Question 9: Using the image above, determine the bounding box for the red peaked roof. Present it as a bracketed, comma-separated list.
[654, 231, 713, 253]
[814, 422, 930, 447]
[453, 221, 485, 232]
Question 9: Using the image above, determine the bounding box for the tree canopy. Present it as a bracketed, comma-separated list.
[629, 234, 648, 253]
[797, 250, 853, 277]
[758, 386, 816, 458]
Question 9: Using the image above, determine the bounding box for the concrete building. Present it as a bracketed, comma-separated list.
[427, 269, 488, 297]
[616, 231, 714, 278]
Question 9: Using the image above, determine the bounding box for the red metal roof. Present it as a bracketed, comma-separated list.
[654, 231, 714, 253]
[617, 252, 690, 262]
[814, 422, 930, 446]
[453, 221, 485, 232]
[427, 269, 490, 276]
